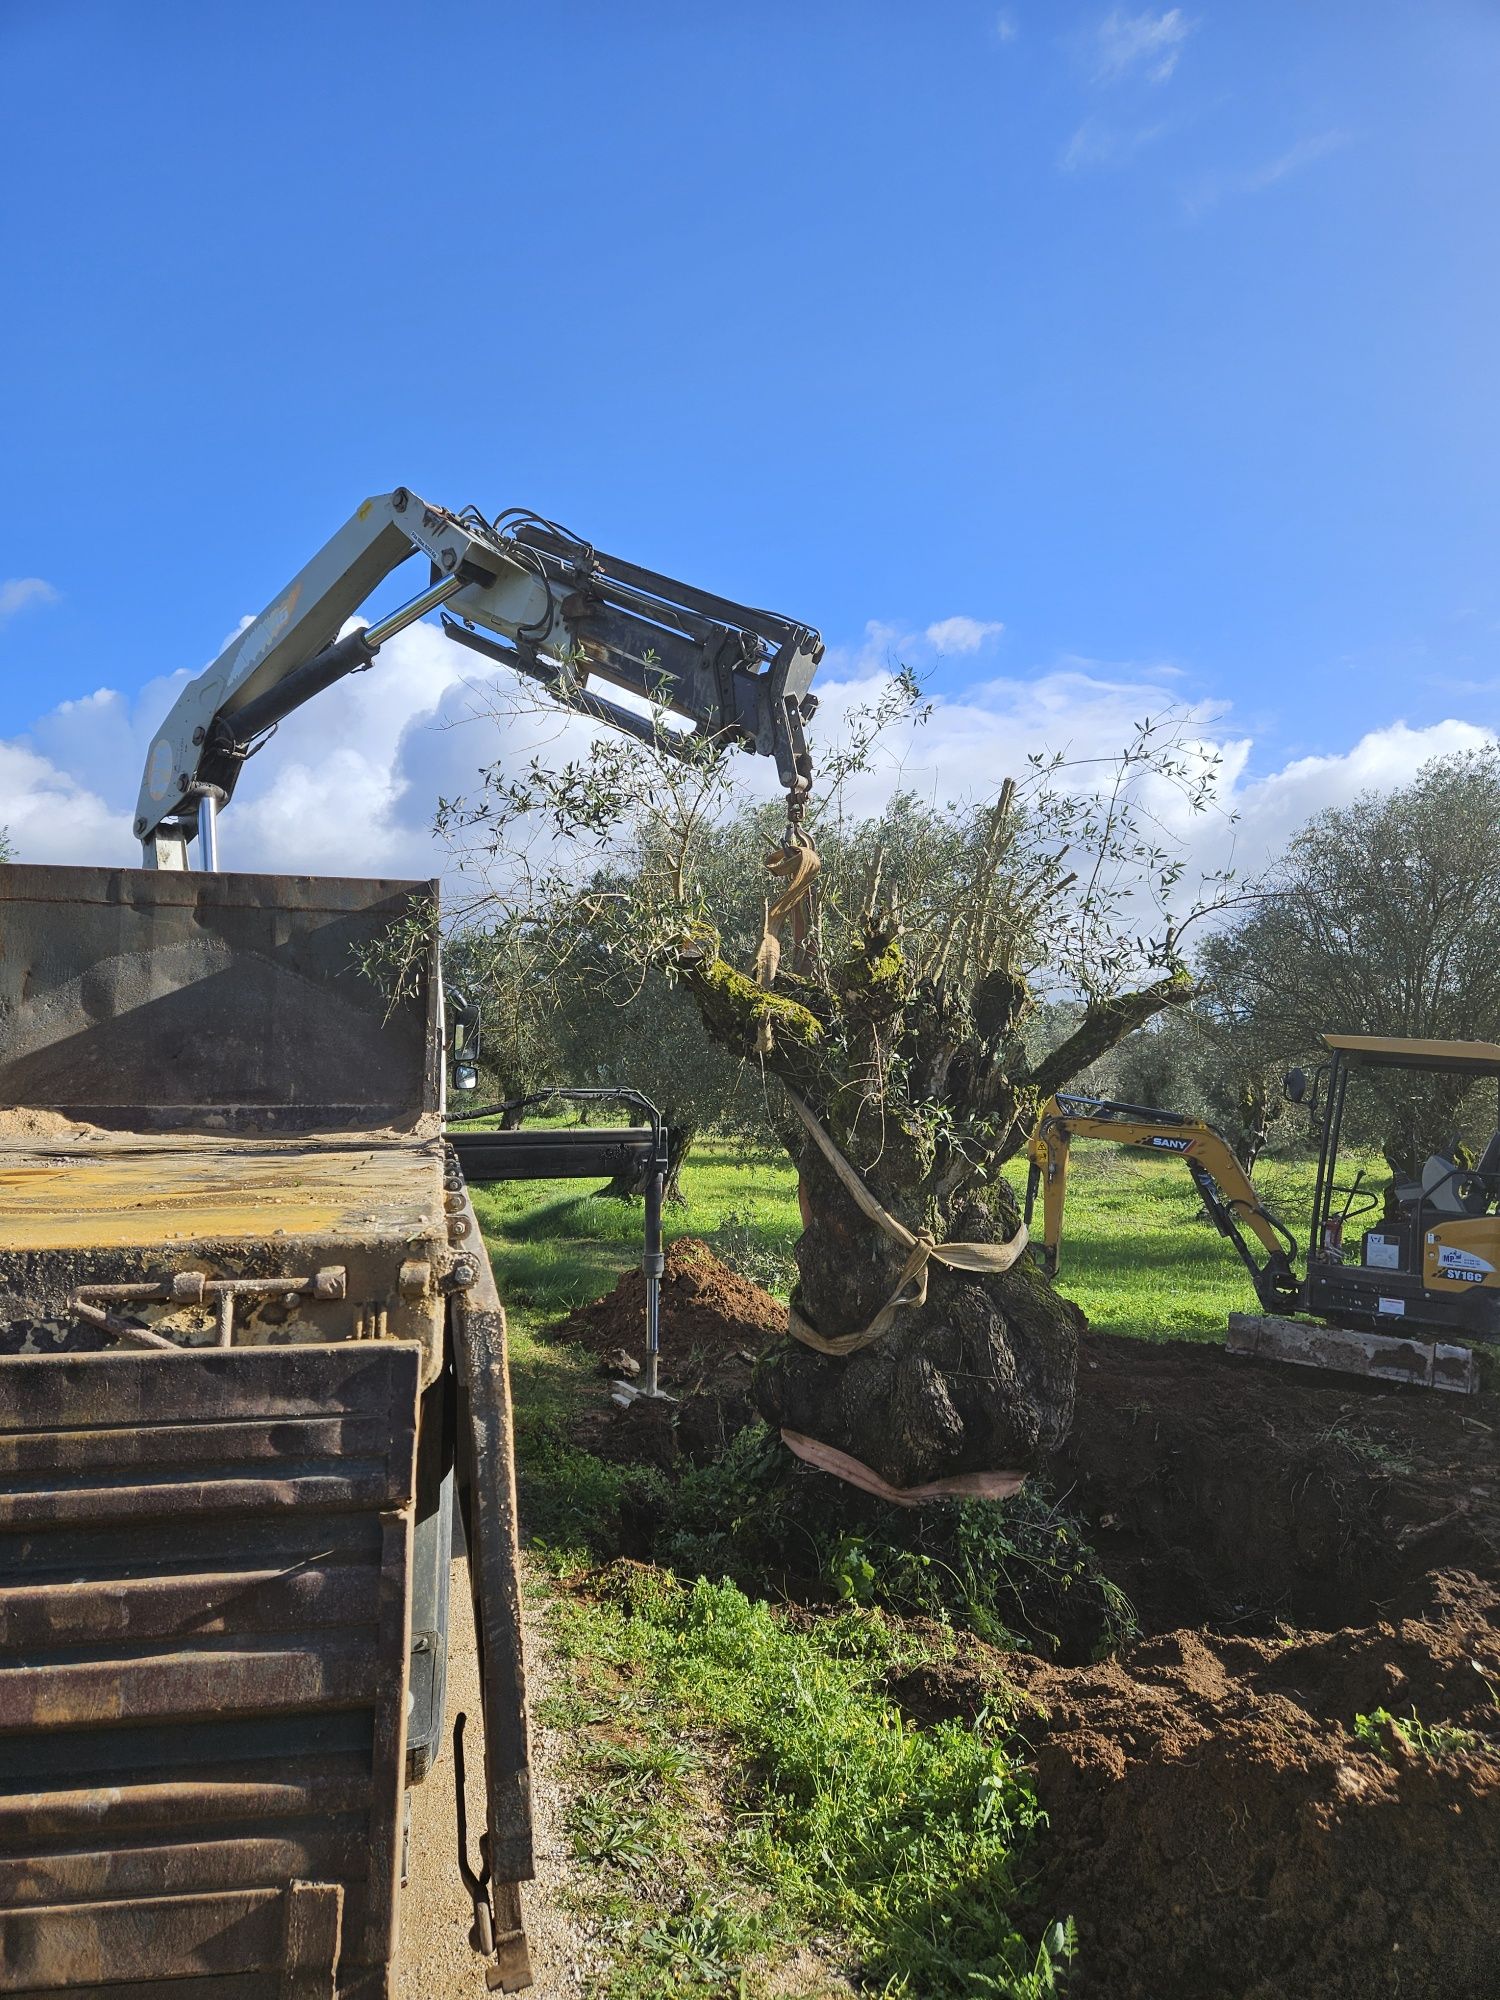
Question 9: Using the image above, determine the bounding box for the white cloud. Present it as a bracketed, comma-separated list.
[0, 615, 1493, 938]
[1184, 129, 1352, 216]
[0, 577, 59, 622]
[1240, 129, 1351, 192]
[0, 740, 130, 863]
[789, 639, 1498, 899]
[1223, 718, 1493, 875]
[994, 10, 1019, 42]
[924, 616, 1005, 655]
[1092, 8, 1193, 85]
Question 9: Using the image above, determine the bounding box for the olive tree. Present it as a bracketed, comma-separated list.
[440, 685, 1234, 1485]
[1199, 747, 1500, 1183]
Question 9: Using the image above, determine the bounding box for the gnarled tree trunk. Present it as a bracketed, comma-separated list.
[676, 919, 1190, 1489]
[602, 1121, 697, 1202]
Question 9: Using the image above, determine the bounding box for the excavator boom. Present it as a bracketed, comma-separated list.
[1025, 1091, 1300, 1310]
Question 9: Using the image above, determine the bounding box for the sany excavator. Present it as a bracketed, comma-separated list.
[1026, 1031, 1500, 1395]
[1025, 1091, 1301, 1309]
[0, 490, 821, 1997]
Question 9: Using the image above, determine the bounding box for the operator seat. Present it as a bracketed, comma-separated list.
[1421, 1147, 1494, 1218]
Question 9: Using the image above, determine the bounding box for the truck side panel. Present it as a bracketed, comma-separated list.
[0, 1344, 421, 1998]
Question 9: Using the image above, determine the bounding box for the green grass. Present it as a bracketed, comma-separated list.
[476, 1132, 1353, 1996]
[1351, 1706, 1496, 1764]
[997, 1149, 1306, 1340]
[471, 1133, 800, 1319]
[544, 1569, 1076, 1999]
[476, 1128, 1346, 1345]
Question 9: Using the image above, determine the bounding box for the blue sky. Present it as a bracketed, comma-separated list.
[1, 1, 1497, 873]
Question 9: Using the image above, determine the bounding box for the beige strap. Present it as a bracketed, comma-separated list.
[753, 837, 821, 1052]
[781, 1428, 1026, 1505]
[782, 1090, 1028, 1356]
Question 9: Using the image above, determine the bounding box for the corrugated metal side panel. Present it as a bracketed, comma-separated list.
[0, 1345, 420, 1998]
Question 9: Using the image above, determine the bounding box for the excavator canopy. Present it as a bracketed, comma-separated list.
[1320, 1034, 1500, 1073]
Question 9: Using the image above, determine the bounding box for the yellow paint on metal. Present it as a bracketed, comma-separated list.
[0, 1135, 444, 1252]
[1321, 1033, 1500, 1067]
[1422, 1216, 1500, 1292]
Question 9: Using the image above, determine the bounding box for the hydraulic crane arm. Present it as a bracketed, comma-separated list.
[135, 488, 823, 868]
[1024, 1091, 1301, 1311]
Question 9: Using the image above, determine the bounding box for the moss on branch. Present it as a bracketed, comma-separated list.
[673, 926, 828, 1091]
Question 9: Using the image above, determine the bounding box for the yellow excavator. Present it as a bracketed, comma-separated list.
[1024, 1091, 1301, 1305]
[1025, 1034, 1500, 1393]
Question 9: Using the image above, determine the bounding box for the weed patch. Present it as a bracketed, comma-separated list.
[550, 1567, 1075, 1997]
[1352, 1706, 1495, 1763]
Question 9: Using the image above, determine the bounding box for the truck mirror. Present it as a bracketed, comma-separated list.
[1283, 1068, 1307, 1104]
[453, 1061, 479, 1093]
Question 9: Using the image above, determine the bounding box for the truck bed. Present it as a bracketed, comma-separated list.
[0, 1129, 446, 1253]
[0, 1130, 451, 1382]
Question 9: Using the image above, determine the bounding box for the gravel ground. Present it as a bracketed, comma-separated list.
[399, 1556, 590, 1998]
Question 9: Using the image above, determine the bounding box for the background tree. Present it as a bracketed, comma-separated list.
[0, 828, 12, 862]
[1199, 747, 1500, 1187]
[441, 919, 565, 1123]
[441, 688, 1235, 1485]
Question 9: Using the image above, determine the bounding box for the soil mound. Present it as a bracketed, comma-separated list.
[558, 1284, 1500, 1993]
[0, 1107, 108, 1142]
[1007, 1567, 1500, 1998]
[557, 1240, 783, 1468]
[559, 1238, 785, 1378]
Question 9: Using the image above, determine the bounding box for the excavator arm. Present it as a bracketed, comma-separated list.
[1024, 1091, 1300, 1311]
[136, 487, 822, 868]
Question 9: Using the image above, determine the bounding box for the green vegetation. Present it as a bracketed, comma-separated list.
[546, 1568, 1075, 1999]
[477, 1131, 1339, 1340]
[479, 1137, 1337, 1995]
[470, 1133, 800, 1320]
[996, 1147, 1328, 1340]
[517, 1417, 1134, 1662]
[1352, 1706, 1494, 1764]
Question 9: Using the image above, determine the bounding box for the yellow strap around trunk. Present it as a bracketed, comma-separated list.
[782, 1089, 1028, 1356]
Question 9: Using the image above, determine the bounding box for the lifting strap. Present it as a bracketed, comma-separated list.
[781, 1089, 1030, 1357]
[753, 834, 821, 1053]
[780, 1428, 1026, 1507]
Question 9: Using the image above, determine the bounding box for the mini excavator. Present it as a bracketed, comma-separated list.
[1025, 1032, 1500, 1394]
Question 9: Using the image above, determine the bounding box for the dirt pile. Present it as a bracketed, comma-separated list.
[0, 1107, 108, 1142]
[557, 1240, 783, 1467]
[557, 1283, 1500, 1994]
[1007, 1568, 1500, 1998]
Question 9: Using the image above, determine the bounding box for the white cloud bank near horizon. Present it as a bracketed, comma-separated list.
[0, 615, 1492, 924]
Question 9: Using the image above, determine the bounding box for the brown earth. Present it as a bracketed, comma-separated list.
[555, 1259, 1500, 1997]
[558, 1238, 783, 1468]
[889, 1568, 1500, 1999]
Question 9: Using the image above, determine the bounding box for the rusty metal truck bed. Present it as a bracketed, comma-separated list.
[0, 865, 533, 1996]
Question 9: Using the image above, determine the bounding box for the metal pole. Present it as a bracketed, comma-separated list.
[196, 788, 221, 871]
[362, 573, 467, 649]
[642, 1162, 664, 1397]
